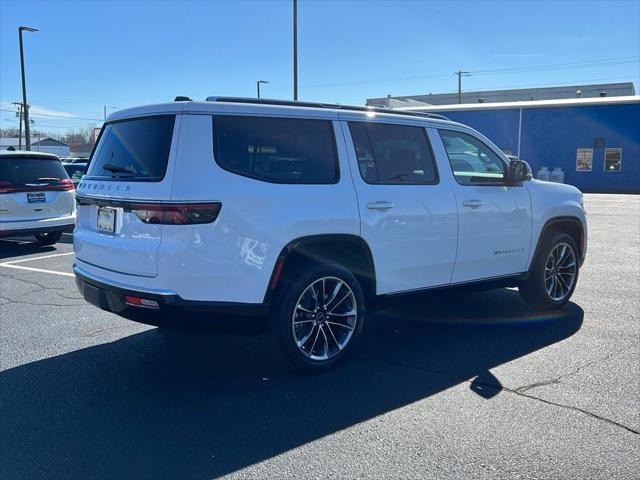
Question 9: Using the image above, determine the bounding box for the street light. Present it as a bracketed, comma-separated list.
[256, 80, 270, 99]
[18, 25, 38, 151]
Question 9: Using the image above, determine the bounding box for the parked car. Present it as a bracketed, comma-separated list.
[0, 151, 76, 245]
[61, 157, 90, 164]
[62, 162, 88, 186]
[74, 98, 587, 370]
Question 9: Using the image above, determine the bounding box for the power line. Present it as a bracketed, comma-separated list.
[471, 57, 639, 76]
[0, 109, 100, 121]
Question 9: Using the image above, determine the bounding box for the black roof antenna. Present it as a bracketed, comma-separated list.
[174, 96, 192, 102]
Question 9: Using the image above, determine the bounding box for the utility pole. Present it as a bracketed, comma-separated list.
[256, 80, 270, 99]
[103, 105, 117, 121]
[12, 101, 23, 150]
[455, 70, 470, 104]
[18, 26, 38, 151]
[293, 0, 298, 101]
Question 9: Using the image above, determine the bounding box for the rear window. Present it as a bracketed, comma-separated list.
[0, 156, 69, 186]
[87, 115, 175, 181]
[212, 115, 339, 184]
[63, 163, 87, 181]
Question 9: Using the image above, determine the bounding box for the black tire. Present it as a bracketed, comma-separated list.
[270, 262, 365, 371]
[519, 230, 580, 310]
[34, 230, 63, 246]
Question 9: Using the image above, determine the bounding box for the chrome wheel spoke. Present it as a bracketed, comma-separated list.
[327, 320, 354, 331]
[327, 292, 351, 314]
[329, 308, 357, 317]
[308, 326, 321, 354]
[325, 323, 342, 351]
[296, 324, 317, 348]
[293, 318, 315, 325]
[321, 326, 330, 358]
[324, 280, 344, 309]
[296, 304, 314, 314]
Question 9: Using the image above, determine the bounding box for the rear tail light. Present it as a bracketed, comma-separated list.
[130, 202, 221, 225]
[0, 178, 74, 193]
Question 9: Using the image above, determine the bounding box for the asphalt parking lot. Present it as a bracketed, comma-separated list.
[1, 193, 638, 479]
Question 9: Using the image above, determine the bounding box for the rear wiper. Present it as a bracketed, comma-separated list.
[102, 163, 135, 174]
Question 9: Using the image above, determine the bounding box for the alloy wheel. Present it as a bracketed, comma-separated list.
[292, 276, 358, 361]
[544, 242, 577, 302]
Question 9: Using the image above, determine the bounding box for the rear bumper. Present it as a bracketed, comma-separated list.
[0, 215, 75, 237]
[74, 265, 270, 331]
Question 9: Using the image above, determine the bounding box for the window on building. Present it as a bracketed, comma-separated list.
[438, 130, 506, 185]
[348, 122, 438, 184]
[604, 148, 622, 173]
[576, 148, 593, 172]
[212, 116, 338, 184]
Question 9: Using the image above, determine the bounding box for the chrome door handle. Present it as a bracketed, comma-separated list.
[463, 199, 484, 208]
[367, 201, 394, 210]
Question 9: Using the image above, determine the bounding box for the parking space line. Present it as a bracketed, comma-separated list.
[0, 264, 75, 277]
[1, 252, 75, 265]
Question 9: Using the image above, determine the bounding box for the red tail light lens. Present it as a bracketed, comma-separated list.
[130, 202, 221, 225]
[58, 178, 75, 191]
[0, 178, 74, 193]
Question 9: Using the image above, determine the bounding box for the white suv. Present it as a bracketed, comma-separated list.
[74, 98, 587, 369]
[0, 151, 76, 245]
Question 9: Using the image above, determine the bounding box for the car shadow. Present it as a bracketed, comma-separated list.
[0, 235, 73, 260]
[0, 288, 583, 479]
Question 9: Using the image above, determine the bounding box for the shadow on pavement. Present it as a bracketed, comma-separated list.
[0, 235, 73, 260]
[0, 288, 583, 479]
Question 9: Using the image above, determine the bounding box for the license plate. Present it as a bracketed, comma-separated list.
[97, 206, 116, 233]
[27, 192, 46, 203]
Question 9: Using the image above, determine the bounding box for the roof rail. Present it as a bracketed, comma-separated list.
[205, 96, 449, 121]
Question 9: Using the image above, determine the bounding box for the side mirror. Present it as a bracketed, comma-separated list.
[508, 159, 533, 184]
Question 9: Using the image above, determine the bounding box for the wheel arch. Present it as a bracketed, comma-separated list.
[529, 216, 586, 272]
[264, 234, 376, 303]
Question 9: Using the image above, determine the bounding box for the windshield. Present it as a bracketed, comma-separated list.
[87, 115, 175, 181]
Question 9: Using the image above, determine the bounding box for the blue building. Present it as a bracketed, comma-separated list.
[404, 96, 640, 193]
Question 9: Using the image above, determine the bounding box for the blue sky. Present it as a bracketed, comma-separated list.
[1, 0, 638, 135]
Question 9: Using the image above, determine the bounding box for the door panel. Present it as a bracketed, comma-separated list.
[428, 128, 532, 283]
[341, 121, 457, 294]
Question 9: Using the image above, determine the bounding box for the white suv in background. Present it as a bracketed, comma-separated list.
[0, 151, 76, 245]
[73, 97, 587, 370]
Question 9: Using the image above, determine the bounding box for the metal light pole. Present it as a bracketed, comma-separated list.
[293, 0, 298, 101]
[256, 80, 270, 99]
[19, 26, 38, 151]
[455, 70, 470, 104]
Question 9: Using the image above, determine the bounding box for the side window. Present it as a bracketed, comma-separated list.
[348, 122, 438, 184]
[212, 116, 338, 184]
[439, 130, 506, 185]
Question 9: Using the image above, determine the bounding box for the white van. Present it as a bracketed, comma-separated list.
[0, 151, 76, 244]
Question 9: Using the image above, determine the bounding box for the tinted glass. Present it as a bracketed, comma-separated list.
[63, 163, 88, 182]
[439, 130, 506, 185]
[0, 157, 69, 186]
[348, 122, 437, 184]
[87, 115, 175, 181]
[213, 116, 338, 184]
